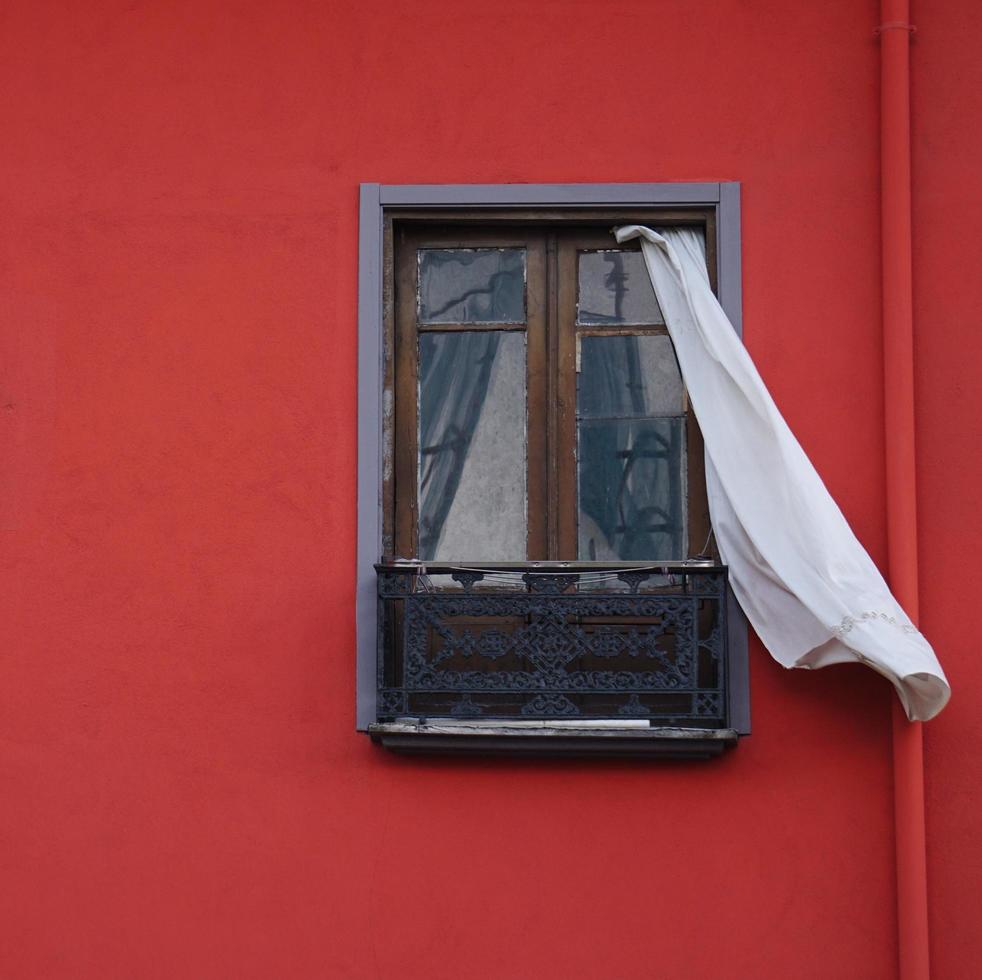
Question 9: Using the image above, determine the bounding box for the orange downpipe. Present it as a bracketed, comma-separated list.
[879, 1, 930, 977]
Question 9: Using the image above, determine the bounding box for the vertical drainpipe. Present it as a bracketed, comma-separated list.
[878, 1, 930, 978]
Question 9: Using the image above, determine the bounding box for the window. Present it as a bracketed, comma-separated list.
[391, 224, 711, 565]
[357, 184, 749, 756]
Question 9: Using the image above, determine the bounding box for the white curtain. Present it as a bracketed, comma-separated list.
[615, 225, 950, 721]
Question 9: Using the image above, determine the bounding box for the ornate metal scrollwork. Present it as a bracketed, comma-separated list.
[377, 564, 728, 727]
[522, 572, 578, 594]
[450, 570, 485, 591]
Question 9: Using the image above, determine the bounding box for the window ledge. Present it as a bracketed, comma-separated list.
[369, 721, 738, 759]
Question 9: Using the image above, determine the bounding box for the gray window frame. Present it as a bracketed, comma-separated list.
[356, 182, 749, 734]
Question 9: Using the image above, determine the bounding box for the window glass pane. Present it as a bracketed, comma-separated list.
[577, 333, 686, 561]
[418, 331, 526, 560]
[577, 250, 663, 325]
[577, 418, 686, 561]
[578, 335, 684, 418]
[419, 248, 526, 323]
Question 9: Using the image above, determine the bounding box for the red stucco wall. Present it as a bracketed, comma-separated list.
[1, 2, 979, 977]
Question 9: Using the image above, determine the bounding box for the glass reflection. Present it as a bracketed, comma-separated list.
[577, 334, 686, 560]
[418, 331, 526, 560]
[578, 335, 684, 418]
[578, 250, 663, 325]
[578, 418, 686, 560]
[419, 249, 525, 323]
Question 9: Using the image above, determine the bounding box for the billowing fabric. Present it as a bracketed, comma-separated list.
[615, 225, 949, 721]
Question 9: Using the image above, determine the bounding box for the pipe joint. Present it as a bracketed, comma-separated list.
[875, 21, 917, 38]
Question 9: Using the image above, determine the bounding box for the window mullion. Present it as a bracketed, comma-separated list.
[554, 232, 580, 560]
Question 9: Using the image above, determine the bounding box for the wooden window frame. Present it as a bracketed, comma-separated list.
[389, 220, 714, 564]
[357, 184, 749, 735]
[390, 225, 549, 561]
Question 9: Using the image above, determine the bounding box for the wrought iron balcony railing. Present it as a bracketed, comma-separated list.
[372, 560, 736, 756]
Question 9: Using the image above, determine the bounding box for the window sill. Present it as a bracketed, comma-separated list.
[369, 721, 738, 759]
